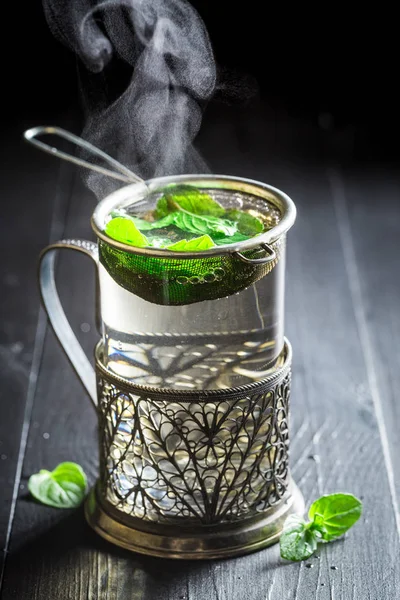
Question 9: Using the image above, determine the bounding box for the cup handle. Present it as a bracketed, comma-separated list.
[38, 239, 100, 408]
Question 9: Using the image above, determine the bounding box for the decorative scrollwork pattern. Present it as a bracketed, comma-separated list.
[96, 371, 291, 525]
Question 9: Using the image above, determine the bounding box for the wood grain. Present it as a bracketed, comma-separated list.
[0, 130, 74, 583]
[332, 166, 400, 507]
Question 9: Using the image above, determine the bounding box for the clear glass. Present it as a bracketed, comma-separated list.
[98, 186, 287, 390]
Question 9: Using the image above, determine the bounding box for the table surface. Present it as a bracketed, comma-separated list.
[1, 103, 400, 599]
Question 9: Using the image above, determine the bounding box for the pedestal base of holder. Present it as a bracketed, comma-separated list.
[85, 482, 304, 560]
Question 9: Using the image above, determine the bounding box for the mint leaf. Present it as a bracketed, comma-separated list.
[104, 213, 235, 249]
[214, 232, 251, 245]
[130, 212, 237, 238]
[105, 189, 265, 250]
[167, 234, 216, 251]
[128, 214, 176, 230]
[280, 492, 363, 561]
[151, 214, 178, 229]
[155, 185, 225, 218]
[171, 212, 237, 237]
[226, 209, 264, 236]
[280, 515, 319, 562]
[308, 493, 362, 541]
[28, 462, 87, 509]
[105, 217, 149, 247]
[154, 196, 169, 219]
[310, 512, 327, 536]
[128, 216, 164, 230]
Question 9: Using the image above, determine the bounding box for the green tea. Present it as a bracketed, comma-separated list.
[98, 184, 285, 388]
[104, 184, 269, 250]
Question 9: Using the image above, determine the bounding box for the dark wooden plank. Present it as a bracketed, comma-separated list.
[1, 167, 196, 599]
[267, 168, 400, 600]
[197, 106, 400, 598]
[0, 169, 101, 598]
[0, 127, 74, 583]
[2, 104, 400, 599]
[330, 166, 400, 507]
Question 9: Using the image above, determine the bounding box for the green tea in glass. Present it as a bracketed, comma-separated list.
[92, 175, 295, 390]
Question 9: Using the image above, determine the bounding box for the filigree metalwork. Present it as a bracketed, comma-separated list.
[96, 360, 291, 525]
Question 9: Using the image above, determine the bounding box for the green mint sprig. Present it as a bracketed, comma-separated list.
[280, 493, 362, 562]
[28, 462, 87, 509]
[105, 184, 265, 250]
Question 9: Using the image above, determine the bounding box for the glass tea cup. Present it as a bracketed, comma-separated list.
[39, 174, 296, 402]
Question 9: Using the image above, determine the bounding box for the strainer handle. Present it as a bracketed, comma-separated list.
[38, 240, 99, 408]
[23, 126, 145, 186]
[233, 242, 276, 265]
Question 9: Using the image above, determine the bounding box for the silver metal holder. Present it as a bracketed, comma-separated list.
[35, 170, 301, 558]
[85, 339, 304, 559]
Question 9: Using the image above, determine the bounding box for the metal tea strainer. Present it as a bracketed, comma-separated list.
[24, 126, 295, 305]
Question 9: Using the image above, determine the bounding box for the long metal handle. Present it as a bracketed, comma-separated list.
[24, 126, 145, 186]
[39, 239, 100, 408]
[233, 243, 276, 265]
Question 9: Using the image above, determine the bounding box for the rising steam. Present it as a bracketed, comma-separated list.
[43, 0, 216, 197]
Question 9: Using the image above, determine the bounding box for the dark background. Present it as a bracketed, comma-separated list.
[3, 1, 400, 163]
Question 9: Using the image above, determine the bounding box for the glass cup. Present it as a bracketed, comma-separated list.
[38, 174, 302, 558]
[39, 174, 296, 401]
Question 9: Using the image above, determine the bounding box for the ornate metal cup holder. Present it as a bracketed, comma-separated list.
[85, 338, 304, 559]
[34, 168, 302, 559]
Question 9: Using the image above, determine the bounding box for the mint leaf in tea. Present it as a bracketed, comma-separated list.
[104, 184, 266, 250]
[100, 183, 282, 311]
[105, 216, 149, 247]
[154, 184, 226, 219]
[98, 183, 284, 386]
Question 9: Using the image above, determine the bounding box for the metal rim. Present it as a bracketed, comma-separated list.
[84, 482, 305, 559]
[94, 338, 292, 401]
[91, 174, 296, 259]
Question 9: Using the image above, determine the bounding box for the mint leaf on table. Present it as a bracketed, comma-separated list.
[308, 493, 363, 541]
[167, 234, 216, 251]
[279, 515, 321, 562]
[155, 185, 225, 218]
[105, 217, 149, 247]
[280, 493, 362, 562]
[28, 462, 87, 509]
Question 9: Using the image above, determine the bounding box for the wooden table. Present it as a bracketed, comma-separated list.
[1, 104, 399, 599]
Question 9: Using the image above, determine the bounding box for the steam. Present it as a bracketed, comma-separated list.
[43, 0, 216, 197]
